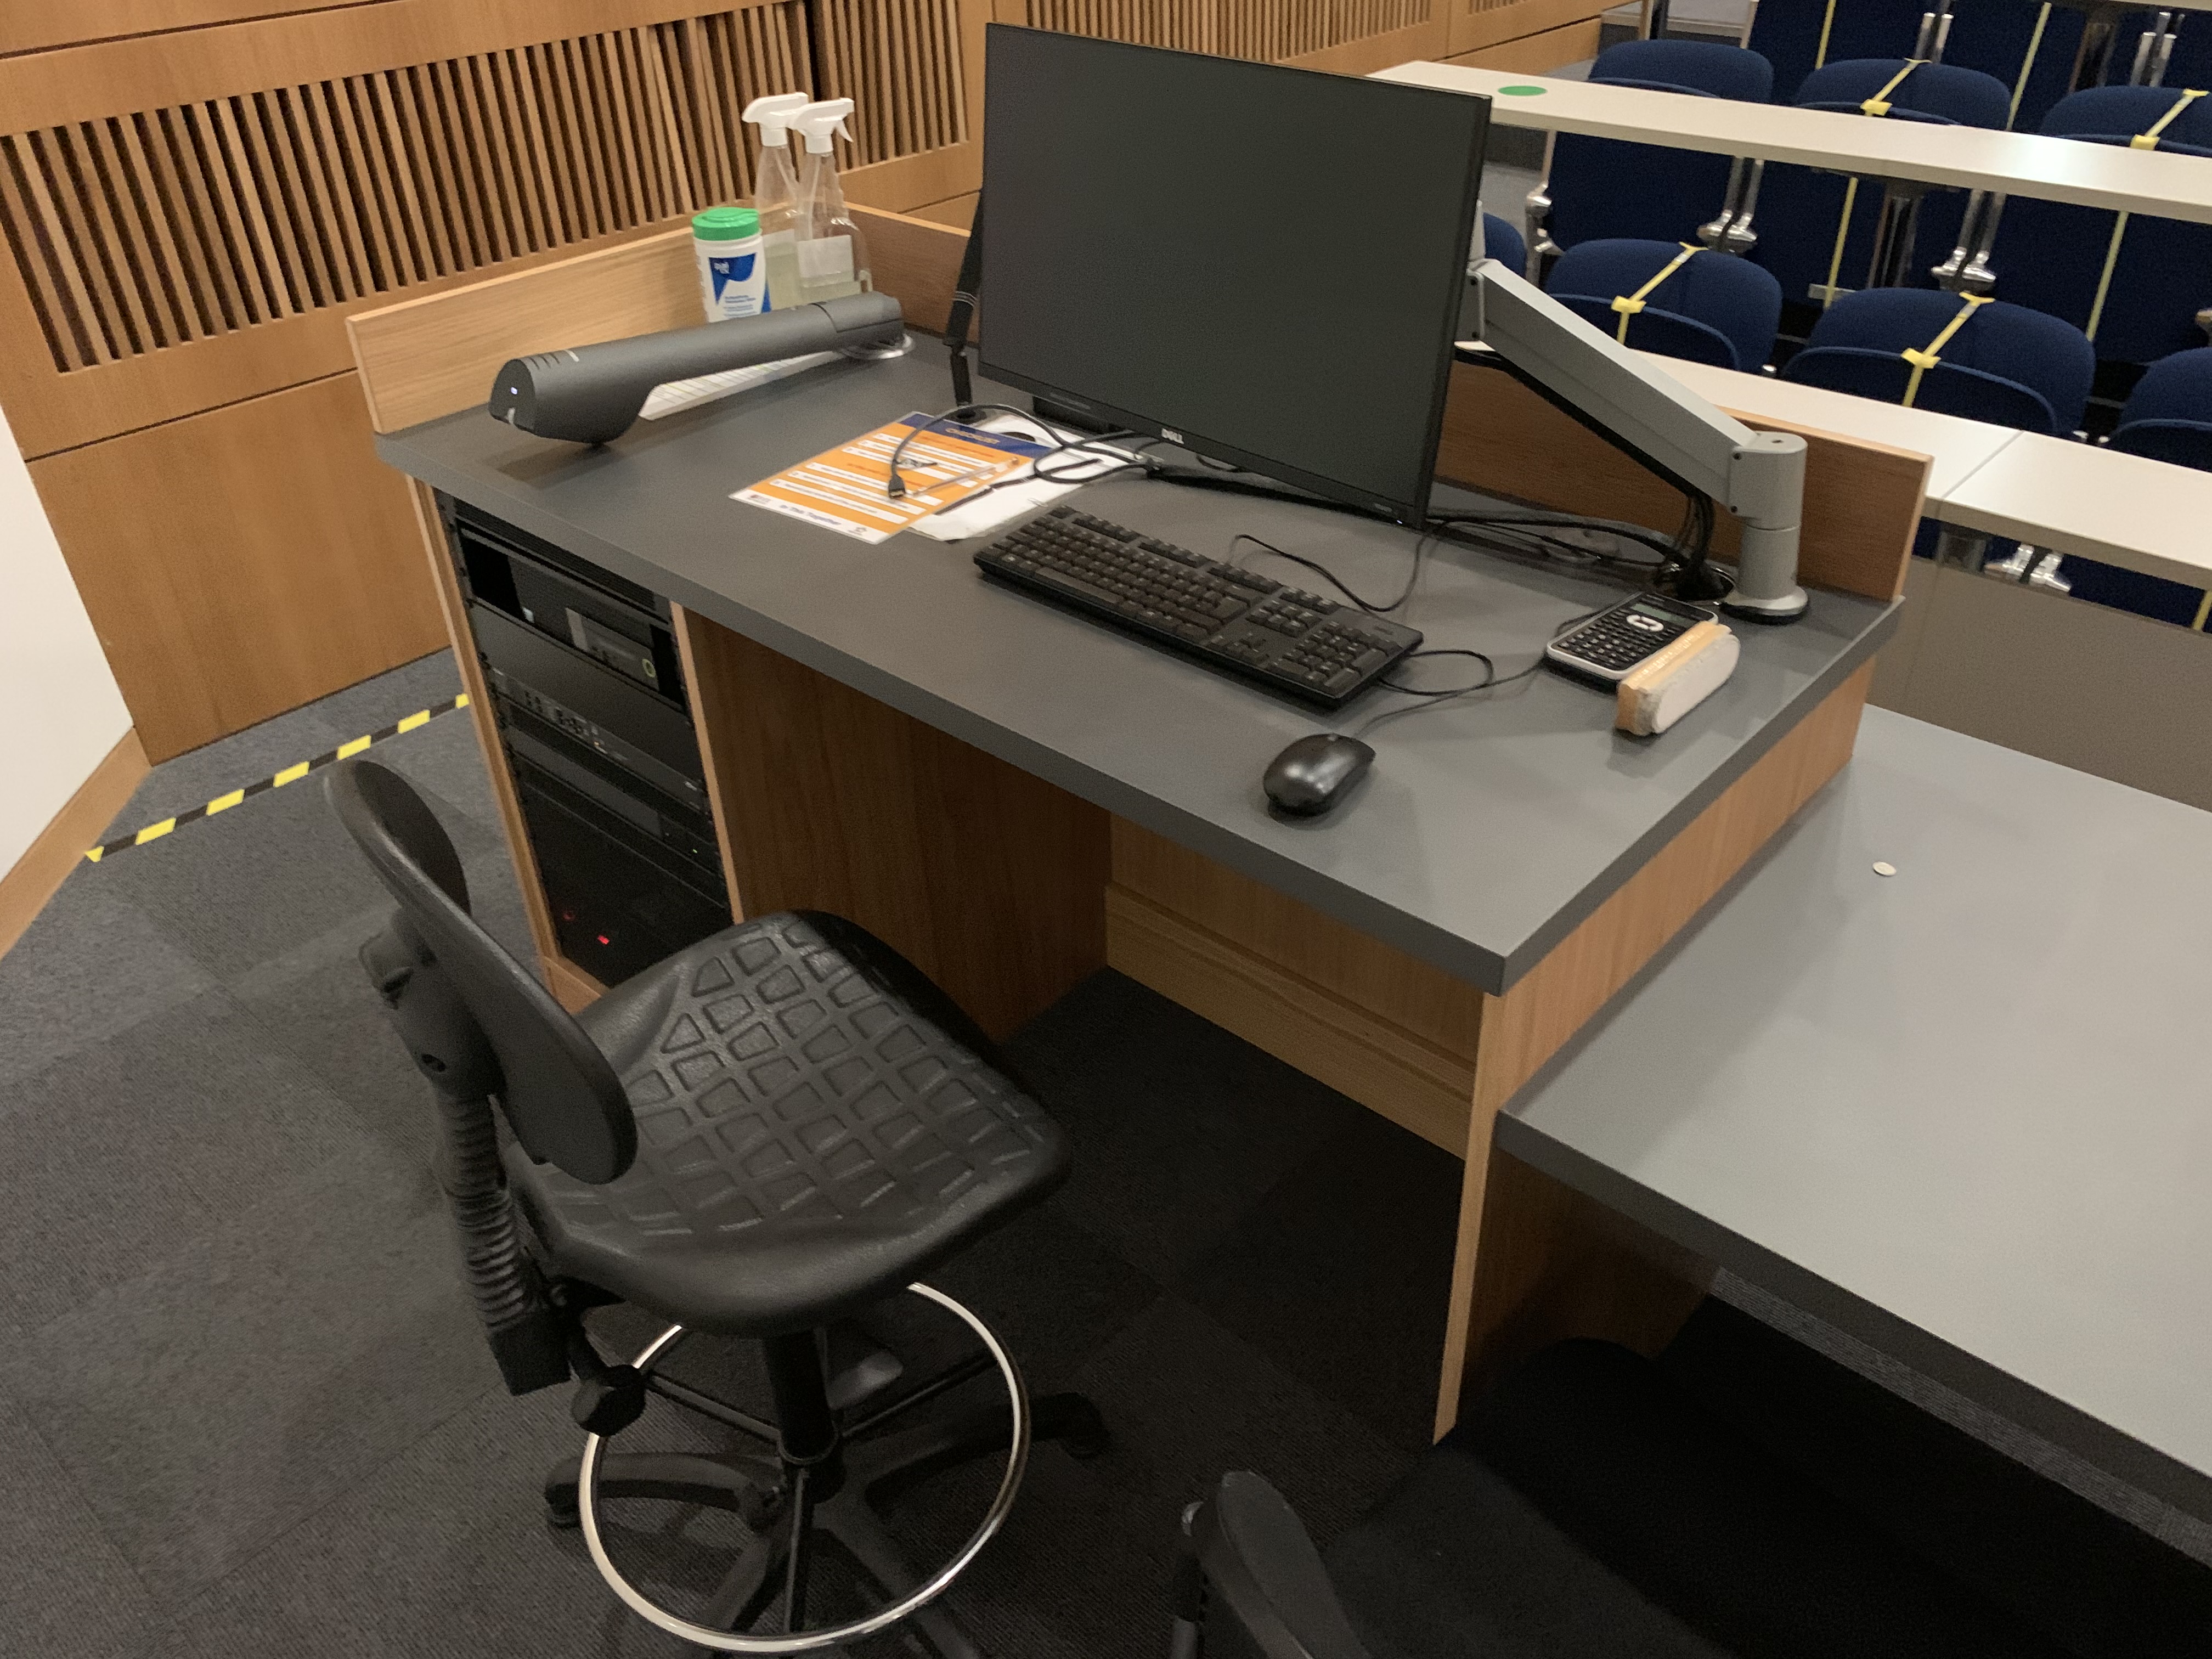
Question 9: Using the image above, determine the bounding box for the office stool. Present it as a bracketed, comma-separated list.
[329, 758, 1106, 1654]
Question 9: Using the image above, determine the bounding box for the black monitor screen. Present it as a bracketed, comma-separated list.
[978, 26, 1489, 523]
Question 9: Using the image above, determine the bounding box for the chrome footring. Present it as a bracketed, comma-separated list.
[575, 1283, 1031, 1653]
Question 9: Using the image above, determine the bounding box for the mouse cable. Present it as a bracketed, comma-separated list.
[1353, 611, 1601, 740]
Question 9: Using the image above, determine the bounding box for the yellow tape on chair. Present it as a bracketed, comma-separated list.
[2009, 4, 2052, 129]
[1610, 244, 1703, 343]
[1817, 176, 1861, 307]
[2078, 94, 2204, 340]
[2130, 87, 2205, 148]
[1860, 59, 1927, 117]
[1815, 0, 1838, 67]
[1899, 292, 1993, 405]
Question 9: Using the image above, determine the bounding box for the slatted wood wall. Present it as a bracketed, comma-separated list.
[0, 0, 986, 761]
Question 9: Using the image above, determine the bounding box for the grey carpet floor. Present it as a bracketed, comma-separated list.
[3, 647, 2204, 1658]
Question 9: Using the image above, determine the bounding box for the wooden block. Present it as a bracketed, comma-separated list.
[1107, 884, 1477, 1156]
[676, 608, 1109, 1041]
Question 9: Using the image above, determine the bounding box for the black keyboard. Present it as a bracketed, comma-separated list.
[975, 506, 1422, 708]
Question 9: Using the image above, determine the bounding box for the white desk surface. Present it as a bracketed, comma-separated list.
[1378, 63, 2212, 224]
[1938, 432, 2212, 587]
[1637, 356, 2212, 585]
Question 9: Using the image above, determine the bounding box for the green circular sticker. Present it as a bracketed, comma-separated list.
[1498, 84, 1548, 96]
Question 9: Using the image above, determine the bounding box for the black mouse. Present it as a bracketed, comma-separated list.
[1263, 733, 1375, 817]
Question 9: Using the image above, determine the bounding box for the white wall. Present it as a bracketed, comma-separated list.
[0, 403, 131, 874]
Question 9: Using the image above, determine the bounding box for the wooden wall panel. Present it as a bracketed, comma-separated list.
[0, 3, 392, 59]
[1446, 0, 1617, 57]
[1025, 0, 1435, 61]
[28, 373, 443, 760]
[0, 0, 818, 456]
[827, 0, 991, 213]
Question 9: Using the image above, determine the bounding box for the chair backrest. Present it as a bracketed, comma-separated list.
[329, 758, 637, 1184]
[1984, 184, 2212, 365]
[2038, 84, 2212, 146]
[1939, 0, 2088, 131]
[1480, 212, 1528, 277]
[1548, 238, 1783, 372]
[1795, 58, 2013, 127]
[2108, 347, 2212, 469]
[1747, 0, 1930, 102]
[1545, 136, 1737, 250]
[1790, 289, 2096, 432]
[1592, 37, 1775, 100]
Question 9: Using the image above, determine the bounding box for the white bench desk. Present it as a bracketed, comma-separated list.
[1379, 63, 2212, 225]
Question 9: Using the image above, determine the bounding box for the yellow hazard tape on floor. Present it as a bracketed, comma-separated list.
[84, 695, 470, 865]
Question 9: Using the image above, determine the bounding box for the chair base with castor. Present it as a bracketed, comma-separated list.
[329, 757, 1106, 1654]
[539, 1305, 1109, 1651]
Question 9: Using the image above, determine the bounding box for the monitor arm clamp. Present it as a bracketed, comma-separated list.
[1464, 258, 1808, 623]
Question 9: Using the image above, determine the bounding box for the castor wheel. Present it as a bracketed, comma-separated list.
[546, 1489, 582, 1530]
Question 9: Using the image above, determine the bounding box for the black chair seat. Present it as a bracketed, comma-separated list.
[506, 911, 1068, 1336]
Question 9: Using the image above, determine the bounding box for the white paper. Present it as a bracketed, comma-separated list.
[907, 417, 1136, 541]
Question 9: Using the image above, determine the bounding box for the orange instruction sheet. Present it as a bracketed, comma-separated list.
[731, 412, 1049, 545]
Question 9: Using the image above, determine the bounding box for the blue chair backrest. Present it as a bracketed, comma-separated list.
[1547, 238, 1782, 372]
[2108, 347, 2212, 470]
[1590, 38, 1775, 101]
[1544, 131, 1736, 250]
[1784, 346, 2060, 429]
[1983, 139, 2212, 363]
[2038, 84, 2212, 146]
[1784, 289, 2095, 432]
[1747, 0, 1928, 102]
[1940, 0, 2087, 131]
[1482, 212, 1528, 276]
[1794, 58, 2013, 127]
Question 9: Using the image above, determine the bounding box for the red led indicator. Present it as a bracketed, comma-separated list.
[596, 934, 611, 945]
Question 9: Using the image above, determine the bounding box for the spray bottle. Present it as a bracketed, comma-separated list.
[788, 98, 873, 304]
[740, 92, 810, 310]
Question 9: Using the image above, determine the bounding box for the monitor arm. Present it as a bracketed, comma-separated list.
[1466, 258, 1808, 622]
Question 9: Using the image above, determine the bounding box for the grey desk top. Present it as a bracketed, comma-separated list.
[381, 349, 1893, 995]
[1505, 708, 2212, 1514]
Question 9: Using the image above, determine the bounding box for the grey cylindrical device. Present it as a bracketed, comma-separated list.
[487, 291, 906, 444]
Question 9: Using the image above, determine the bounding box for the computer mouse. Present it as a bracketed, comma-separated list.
[1263, 733, 1376, 817]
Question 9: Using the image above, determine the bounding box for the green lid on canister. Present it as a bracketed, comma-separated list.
[692, 206, 760, 239]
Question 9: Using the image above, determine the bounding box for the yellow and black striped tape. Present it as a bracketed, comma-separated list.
[84, 695, 470, 865]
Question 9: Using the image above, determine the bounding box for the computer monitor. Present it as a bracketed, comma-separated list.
[978, 26, 1489, 526]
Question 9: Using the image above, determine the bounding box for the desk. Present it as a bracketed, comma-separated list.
[1502, 707, 2212, 1519]
[1376, 63, 2212, 225]
[372, 371, 1893, 1431]
[353, 212, 1918, 1433]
